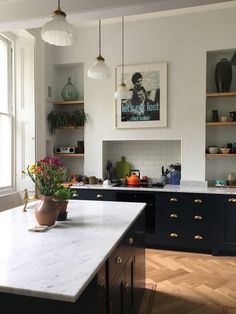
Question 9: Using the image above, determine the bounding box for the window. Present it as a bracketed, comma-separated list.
[0, 35, 13, 193]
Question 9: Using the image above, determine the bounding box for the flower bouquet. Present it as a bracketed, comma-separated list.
[24, 157, 65, 226]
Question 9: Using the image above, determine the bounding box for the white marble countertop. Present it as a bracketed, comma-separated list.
[0, 200, 145, 302]
[71, 183, 236, 195]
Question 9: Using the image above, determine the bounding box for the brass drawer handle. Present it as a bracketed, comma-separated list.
[96, 194, 104, 199]
[194, 235, 203, 240]
[194, 199, 202, 204]
[194, 215, 203, 220]
[116, 256, 123, 264]
[170, 197, 178, 202]
[128, 237, 134, 245]
[124, 283, 130, 290]
[228, 198, 236, 203]
[170, 213, 178, 218]
[170, 233, 179, 238]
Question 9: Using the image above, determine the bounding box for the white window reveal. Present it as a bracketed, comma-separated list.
[0, 35, 13, 193]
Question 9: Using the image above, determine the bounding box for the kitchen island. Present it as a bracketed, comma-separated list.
[0, 200, 146, 313]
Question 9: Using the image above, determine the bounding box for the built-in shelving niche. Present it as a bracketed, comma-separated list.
[206, 49, 236, 184]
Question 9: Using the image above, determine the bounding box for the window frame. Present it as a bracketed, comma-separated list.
[0, 34, 15, 195]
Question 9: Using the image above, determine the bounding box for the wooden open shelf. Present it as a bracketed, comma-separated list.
[206, 153, 236, 157]
[56, 126, 84, 130]
[54, 153, 84, 157]
[206, 121, 236, 126]
[206, 92, 236, 97]
[48, 100, 84, 105]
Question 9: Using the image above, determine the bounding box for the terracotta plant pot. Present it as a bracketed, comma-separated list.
[56, 201, 68, 221]
[35, 196, 60, 226]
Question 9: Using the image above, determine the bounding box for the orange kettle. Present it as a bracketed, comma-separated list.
[127, 170, 140, 187]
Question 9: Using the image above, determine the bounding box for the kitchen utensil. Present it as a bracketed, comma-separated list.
[115, 156, 130, 179]
[127, 170, 140, 186]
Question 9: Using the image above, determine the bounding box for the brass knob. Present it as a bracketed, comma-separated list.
[170, 233, 178, 238]
[194, 235, 203, 240]
[116, 256, 123, 264]
[194, 199, 202, 204]
[194, 215, 203, 220]
[124, 283, 130, 290]
[170, 213, 178, 218]
[228, 198, 236, 203]
[170, 197, 178, 202]
[128, 237, 134, 245]
[96, 194, 104, 199]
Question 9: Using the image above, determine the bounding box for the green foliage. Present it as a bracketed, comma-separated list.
[54, 187, 74, 201]
[48, 110, 86, 134]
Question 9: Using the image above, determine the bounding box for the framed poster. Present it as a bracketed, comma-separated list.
[115, 63, 167, 128]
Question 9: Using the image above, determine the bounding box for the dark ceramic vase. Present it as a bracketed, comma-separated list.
[35, 196, 59, 226]
[56, 201, 68, 221]
[215, 58, 232, 93]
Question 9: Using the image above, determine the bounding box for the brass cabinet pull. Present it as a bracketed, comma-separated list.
[170, 213, 178, 218]
[170, 197, 178, 202]
[124, 283, 130, 290]
[170, 233, 179, 238]
[128, 237, 134, 245]
[194, 235, 203, 240]
[116, 256, 123, 264]
[194, 199, 202, 204]
[96, 194, 104, 199]
[194, 215, 203, 220]
[228, 198, 236, 203]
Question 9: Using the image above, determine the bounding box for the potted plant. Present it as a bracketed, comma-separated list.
[54, 187, 74, 221]
[23, 157, 65, 226]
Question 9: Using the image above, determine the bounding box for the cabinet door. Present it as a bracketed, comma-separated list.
[219, 195, 236, 253]
[70, 189, 90, 200]
[123, 255, 135, 314]
[90, 189, 116, 201]
[109, 268, 125, 314]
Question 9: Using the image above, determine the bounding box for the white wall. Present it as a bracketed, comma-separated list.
[44, 6, 236, 184]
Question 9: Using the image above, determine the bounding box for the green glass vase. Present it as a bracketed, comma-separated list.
[61, 77, 79, 101]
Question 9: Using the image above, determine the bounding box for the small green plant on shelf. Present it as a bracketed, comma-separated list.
[48, 109, 86, 134]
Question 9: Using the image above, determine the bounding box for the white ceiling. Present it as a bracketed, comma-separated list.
[0, 0, 235, 31]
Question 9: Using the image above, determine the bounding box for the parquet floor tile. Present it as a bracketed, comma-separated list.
[143, 249, 236, 314]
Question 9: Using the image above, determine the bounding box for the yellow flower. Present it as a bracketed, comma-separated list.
[28, 164, 36, 174]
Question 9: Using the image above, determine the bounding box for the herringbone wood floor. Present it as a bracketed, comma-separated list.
[142, 249, 236, 314]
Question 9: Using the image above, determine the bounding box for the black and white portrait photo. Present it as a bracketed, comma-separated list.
[115, 63, 167, 128]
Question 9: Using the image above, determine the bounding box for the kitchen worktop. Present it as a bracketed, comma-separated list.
[0, 200, 145, 302]
[71, 183, 236, 195]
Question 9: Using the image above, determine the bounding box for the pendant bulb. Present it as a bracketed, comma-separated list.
[88, 20, 111, 79]
[41, 0, 76, 46]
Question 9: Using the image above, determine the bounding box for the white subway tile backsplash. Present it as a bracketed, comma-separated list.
[103, 140, 181, 181]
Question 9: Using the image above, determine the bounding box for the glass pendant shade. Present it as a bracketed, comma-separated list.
[88, 56, 111, 79]
[41, 1, 76, 47]
[114, 83, 131, 99]
[88, 20, 111, 79]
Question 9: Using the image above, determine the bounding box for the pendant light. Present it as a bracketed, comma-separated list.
[114, 16, 131, 99]
[41, 0, 76, 47]
[88, 20, 111, 79]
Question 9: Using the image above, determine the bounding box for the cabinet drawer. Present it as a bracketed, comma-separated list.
[186, 230, 212, 249]
[70, 189, 89, 200]
[89, 189, 116, 201]
[109, 229, 135, 283]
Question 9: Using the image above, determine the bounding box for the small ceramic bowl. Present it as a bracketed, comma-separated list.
[215, 179, 227, 186]
[220, 148, 230, 154]
[208, 146, 218, 154]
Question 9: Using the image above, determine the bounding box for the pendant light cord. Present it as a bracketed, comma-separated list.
[58, 0, 60, 9]
[121, 16, 124, 84]
[99, 20, 101, 57]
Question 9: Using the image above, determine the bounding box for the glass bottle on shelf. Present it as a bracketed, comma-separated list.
[61, 77, 79, 101]
[212, 110, 219, 122]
